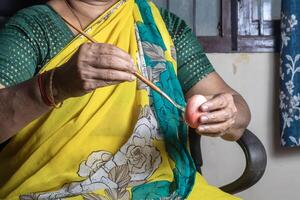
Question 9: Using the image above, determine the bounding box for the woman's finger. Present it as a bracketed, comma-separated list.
[83, 67, 136, 82]
[80, 79, 122, 92]
[88, 54, 135, 72]
[199, 107, 235, 124]
[200, 93, 233, 112]
[195, 119, 235, 136]
[89, 43, 135, 66]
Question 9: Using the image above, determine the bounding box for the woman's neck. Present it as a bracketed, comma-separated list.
[65, 0, 118, 21]
[47, 0, 118, 32]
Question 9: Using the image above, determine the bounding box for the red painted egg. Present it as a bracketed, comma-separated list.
[185, 95, 207, 128]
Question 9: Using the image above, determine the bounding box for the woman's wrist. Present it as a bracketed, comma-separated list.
[37, 69, 65, 107]
[50, 66, 69, 103]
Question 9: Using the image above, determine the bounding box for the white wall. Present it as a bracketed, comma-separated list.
[201, 53, 300, 200]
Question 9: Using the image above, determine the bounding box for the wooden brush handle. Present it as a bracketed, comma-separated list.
[133, 72, 161, 92]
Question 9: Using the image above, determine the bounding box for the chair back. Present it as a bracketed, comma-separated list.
[0, 0, 46, 28]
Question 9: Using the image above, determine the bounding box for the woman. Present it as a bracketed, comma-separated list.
[0, 0, 251, 199]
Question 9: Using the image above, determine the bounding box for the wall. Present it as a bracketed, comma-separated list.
[200, 53, 300, 200]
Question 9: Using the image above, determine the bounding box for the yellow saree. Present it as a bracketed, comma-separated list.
[0, 0, 240, 199]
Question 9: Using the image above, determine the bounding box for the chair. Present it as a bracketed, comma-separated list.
[189, 129, 267, 194]
[0, 0, 267, 194]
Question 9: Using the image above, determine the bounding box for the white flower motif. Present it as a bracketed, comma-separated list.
[281, 14, 298, 49]
[133, 106, 163, 141]
[290, 94, 300, 109]
[78, 151, 112, 178]
[280, 91, 286, 101]
[285, 80, 295, 95]
[121, 135, 161, 181]
[281, 32, 290, 47]
[280, 64, 285, 80]
[289, 136, 300, 146]
[280, 91, 287, 109]
[289, 15, 298, 28]
[281, 138, 287, 146]
[283, 112, 294, 128]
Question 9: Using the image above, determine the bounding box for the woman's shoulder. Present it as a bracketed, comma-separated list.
[3, 5, 55, 30]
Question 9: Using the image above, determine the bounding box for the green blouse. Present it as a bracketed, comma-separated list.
[0, 5, 214, 94]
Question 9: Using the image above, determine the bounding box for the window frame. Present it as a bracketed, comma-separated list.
[197, 0, 233, 53]
[197, 0, 280, 53]
[236, 0, 280, 52]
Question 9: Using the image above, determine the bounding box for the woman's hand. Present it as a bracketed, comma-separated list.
[194, 93, 238, 137]
[185, 72, 251, 141]
[54, 43, 137, 101]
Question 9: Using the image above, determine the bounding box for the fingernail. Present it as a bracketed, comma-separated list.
[130, 74, 136, 81]
[201, 105, 209, 111]
[130, 63, 137, 73]
[198, 126, 205, 132]
[131, 67, 137, 73]
[201, 116, 208, 123]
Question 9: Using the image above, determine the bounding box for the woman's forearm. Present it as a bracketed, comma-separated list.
[0, 76, 51, 143]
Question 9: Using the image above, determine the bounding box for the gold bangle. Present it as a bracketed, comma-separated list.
[49, 69, 63, 108]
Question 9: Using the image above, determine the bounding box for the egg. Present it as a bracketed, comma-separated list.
[185, 95, 207, 128]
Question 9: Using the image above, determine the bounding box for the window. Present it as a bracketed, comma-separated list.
[237, 0, 281, 52]
[153, 0, 281, 53]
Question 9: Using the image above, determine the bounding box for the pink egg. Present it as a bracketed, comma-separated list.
[185, 95, 207, 128]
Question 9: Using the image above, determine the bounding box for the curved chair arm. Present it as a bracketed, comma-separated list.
[220, 129, 267, 194]
[0, 16, 7, 28]
[189, 129, 267, 194]
[189, 129, 203, 173]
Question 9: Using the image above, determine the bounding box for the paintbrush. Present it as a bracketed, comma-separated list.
[61, 16, 186, 113]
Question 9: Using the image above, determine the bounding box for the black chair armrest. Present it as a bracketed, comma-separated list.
[189, 129, 203, 173]
[189, 129, 267, 194]
[0, 16, 8, 29]
[220, 129, 267, 194]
